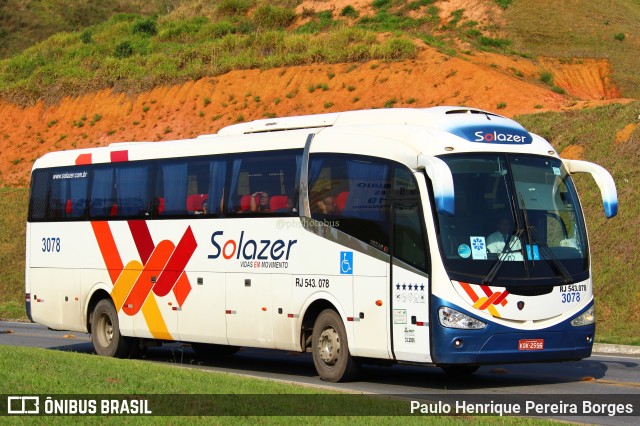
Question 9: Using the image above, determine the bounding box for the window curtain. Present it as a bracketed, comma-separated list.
[208, 159, 227, 214]
[161, 162, 187, 215]
[227, 158, 243, 212]
[116, 165, 149, 217]
[69, 177, 88, 217]
[90, 168, 114, 217]
[50, 178, 67, 218]
[308, 157, 324, 189]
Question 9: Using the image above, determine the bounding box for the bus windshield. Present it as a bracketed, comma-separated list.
[435, 153, 589, 287]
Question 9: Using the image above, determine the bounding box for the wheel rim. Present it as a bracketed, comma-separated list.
[317, 326, 341, 366]
[96, 312, 113, 348]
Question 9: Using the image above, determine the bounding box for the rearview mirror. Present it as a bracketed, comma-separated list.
[563, 159, 618, 218]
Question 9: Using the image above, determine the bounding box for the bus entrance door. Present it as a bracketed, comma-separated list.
[390, 192, 432, 363]
[391, 262, 432, 362]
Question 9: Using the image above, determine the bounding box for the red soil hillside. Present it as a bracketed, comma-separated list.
[0, 42, 625, 187]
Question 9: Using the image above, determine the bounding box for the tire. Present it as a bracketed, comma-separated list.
[191, 343, 239, 359]
[441, 365, 479, 376]
[91, 299, 137, 358]
[312, 309, 359, 382]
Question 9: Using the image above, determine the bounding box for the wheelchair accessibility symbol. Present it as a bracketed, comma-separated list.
[340, 251, 353, 275]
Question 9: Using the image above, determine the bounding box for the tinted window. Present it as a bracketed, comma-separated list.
[227, 150, 300, 215]
[154, 157, 226, 217]
[309, 154, 391, 251]
[50, 168, 89, 219]
[392, 166, 428, 271]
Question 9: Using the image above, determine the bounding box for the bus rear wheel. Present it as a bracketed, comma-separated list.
[91, 299, 137, 358]
[312, 309, 359, 382]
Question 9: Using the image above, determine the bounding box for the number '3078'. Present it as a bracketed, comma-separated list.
[42, 237, 61, 253]
[561, 292, 580, 303]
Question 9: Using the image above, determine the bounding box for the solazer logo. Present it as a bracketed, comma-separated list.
[473, 130, 529, 144]
[451, 126, 533, 145]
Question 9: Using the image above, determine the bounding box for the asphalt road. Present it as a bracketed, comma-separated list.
[1, 321, 639, 424]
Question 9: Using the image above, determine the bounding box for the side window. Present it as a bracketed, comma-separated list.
[227, 150, 300, 215]
[154, 157, 226, 217]
[89, 163, 150, 219]
[309, 154, 391, 251]
[29, 168, 89, 221]
[49, 168, 88, 219]
[392, 166, 428, 271]
[28, 169, 50, 221]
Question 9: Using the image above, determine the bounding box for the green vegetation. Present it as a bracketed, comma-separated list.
[0, 188, 28, 320]
[341, 5, 359, 19]
[0, 2, 419, 106]
[538, 71, 565, 95]
[0, 0, 166, 58]
[504, 0, 640, 98]
[516, 101, 640, 345]
[494, 0, 514, 9]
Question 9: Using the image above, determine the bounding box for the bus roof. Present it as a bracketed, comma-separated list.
[32, 107, 558, 171]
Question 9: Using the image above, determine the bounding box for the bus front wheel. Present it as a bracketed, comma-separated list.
[312, 309, 359, 382]
[91, 299, 136, 358]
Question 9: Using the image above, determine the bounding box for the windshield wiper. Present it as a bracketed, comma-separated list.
[482, 185, 529, 286]
[519, 192, 573, 285]
[481, 227, 524, 286]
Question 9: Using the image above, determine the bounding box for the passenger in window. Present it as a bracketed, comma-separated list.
[195, 200, 208, 215]
[250, 191, 271, 213]
[317, 193, 338, 215]
[286, 197, 296, 213]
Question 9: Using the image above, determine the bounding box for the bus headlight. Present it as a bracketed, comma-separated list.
[571, 305, 595, 326]
[438, 306, 487, 329]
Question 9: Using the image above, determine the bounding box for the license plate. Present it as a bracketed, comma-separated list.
[518, 339, 544, 350]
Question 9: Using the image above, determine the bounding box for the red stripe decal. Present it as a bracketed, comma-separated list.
[493, 290, 509, 306]
[75, 154, 92, 165]
[91, 221, 124, 284]
[153, 226, 197, 297]
[128, 220, 155, 264]
[480, 285, 493, 297]
[110, 150, 129, 162]
[478, 292, 502, 310]
[459, 282, 479, 303]
[122, 240, 175, 316]
[172, 271, 191, 307]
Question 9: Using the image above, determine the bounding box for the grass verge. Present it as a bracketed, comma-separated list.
[0, 346, 553, 424]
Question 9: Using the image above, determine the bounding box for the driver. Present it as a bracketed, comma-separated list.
[487, 217, 521, 254]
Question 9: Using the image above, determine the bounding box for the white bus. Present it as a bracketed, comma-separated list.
[26, 107, 617, 382]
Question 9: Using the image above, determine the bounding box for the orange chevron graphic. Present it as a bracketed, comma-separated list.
[459, 281, 509, 318]
[92, 221, 197, 340]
